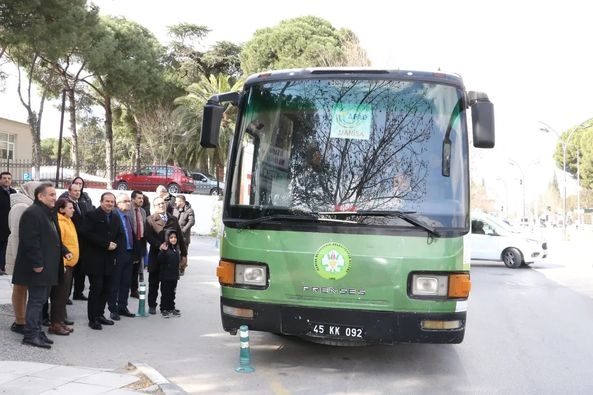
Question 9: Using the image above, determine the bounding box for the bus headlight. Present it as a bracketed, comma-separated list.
[410, 272, 471, 299]
[411, 274, 448, 296]
[217, 260, 268, 288]
[236, 264, 267, 286]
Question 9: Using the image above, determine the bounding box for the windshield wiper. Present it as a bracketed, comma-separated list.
[236, 213, 356, 229]
[318, 210, 440, 237]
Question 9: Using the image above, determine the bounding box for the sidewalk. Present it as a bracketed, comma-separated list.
[0, 360, 167, 394]
[0, 274, 186, 395]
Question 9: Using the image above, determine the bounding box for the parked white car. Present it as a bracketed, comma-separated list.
[470, 212, 548, 268]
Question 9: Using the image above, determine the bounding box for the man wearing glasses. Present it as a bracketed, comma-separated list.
[144, 197, 187, 315]
[107, 193, 137, 321]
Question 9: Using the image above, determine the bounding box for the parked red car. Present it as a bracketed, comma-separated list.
[114, 165, 196, 194]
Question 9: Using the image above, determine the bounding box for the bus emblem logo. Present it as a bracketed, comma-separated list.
[314, 242, 352, 280]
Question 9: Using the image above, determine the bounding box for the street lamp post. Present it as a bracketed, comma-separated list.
[507, 159, 526, 219]
[576, 147, 582, 227]
[508, 159, 540, 221]
[539, 120, 591, 239]
[496, 177, 509, 217]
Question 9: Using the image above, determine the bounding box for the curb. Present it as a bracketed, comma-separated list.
[129, 361, 187, 394]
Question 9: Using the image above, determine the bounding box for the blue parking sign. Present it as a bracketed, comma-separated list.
[23, 172, 31, 181]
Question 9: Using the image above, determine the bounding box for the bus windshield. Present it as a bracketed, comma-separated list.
[228, 78, 470, 229]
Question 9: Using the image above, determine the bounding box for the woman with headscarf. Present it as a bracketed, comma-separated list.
[6, 181, 41, 334]
[59, 176, 94, 211]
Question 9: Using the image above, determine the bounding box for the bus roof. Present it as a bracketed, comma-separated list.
[244, 67, 465, 87]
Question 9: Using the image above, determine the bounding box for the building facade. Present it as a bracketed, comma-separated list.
[0, 117, 33, 182]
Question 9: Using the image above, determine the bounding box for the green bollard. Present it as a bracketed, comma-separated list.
[136, 282, 148, 317]
[235, 325, 255, 373]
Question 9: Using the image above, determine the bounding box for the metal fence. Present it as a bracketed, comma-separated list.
[2, 159, 220, 190]
[1, 159, 117, 188]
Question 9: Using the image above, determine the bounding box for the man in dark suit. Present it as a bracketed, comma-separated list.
[144, 196, 187, 315]
[129, 190, 147, 298]
[82, 192, 123, 330]
[108, 193, 136, 320]
[0, 171, 17, 275]
[12, 182, 63, 348]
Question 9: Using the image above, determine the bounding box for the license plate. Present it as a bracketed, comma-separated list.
[309, 322, 365, 340]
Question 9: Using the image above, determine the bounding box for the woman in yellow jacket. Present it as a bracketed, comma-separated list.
[49, 198, 79, 335]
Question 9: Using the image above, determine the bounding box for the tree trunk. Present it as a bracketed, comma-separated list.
[68, 88, 80, 176]
[27, 111, 42, 180]
[132, 113, 142, 171]
[16, 57, 47, 181]
[104, 95, 114, 189]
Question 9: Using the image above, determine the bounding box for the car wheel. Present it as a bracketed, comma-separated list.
[167, 183, 180, 194]
[210, 188, 221, 196]
[116, 182, 128, 190]
[502, 248, 523, 268]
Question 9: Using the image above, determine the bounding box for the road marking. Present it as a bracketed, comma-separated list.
[258, 366, 292, 395]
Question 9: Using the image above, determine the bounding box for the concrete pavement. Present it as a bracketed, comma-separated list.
[0, 360, 159, 394]
[0, 273, 186, 395]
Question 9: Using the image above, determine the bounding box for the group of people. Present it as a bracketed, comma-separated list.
[1, 172, 196, 349]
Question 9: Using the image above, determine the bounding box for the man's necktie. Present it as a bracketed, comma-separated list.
[135, 208, 142, 240]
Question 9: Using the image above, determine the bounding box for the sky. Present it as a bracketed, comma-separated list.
[1, 0, 590, 211]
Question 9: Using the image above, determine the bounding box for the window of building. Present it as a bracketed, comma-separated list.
[0, 132, 15, 160]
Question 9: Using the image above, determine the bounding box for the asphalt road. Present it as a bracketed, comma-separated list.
[2, 232, 593, 394]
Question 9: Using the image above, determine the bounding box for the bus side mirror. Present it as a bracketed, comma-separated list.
[468, 91, 495, 148]
[200, 102, 225, 148]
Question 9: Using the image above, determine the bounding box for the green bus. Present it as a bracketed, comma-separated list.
[201, 68, 494, 345]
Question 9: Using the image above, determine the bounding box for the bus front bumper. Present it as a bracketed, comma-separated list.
[220, 297, 466, 345]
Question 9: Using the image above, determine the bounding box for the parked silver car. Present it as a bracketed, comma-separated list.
[191, 171, 224, 195]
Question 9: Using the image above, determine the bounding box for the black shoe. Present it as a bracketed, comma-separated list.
[97, 316, 114, 325]
[88, 321, 102, 330]
[10, 322, 25, 334]
[148, 307, 156, 315]
[0, 269, 6, 275]
[66, 298, 73, 305]
[23, 336, 51, 349]
[39, 332, 54, 344]
[161, 310, 171, 318]
[42, 318, 50, 327]
[109, 312, 120, 321]
[130, 291, 139, 299]
[73, 294, 88, 301]
[118, 308, 135, 318]
[170, 310, 181, 318]
[63, 319, 74, 326]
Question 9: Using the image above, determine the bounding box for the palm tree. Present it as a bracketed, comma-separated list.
[174, 73, 244, 176]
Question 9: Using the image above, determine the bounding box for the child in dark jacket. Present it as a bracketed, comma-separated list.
[157, 230, 181, 318]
